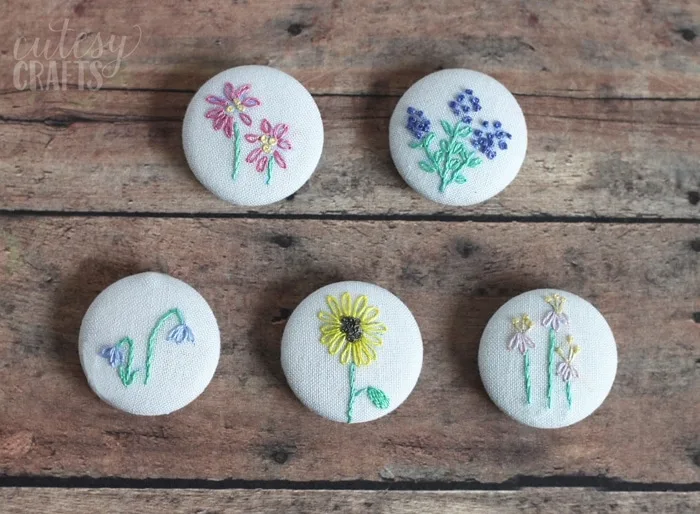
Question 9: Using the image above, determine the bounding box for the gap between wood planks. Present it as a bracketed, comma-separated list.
[0, 475, 698, 492]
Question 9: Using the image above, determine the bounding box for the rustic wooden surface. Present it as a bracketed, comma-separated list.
[1, 0, 698, 511]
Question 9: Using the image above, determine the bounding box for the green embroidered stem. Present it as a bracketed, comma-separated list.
[265, 157, 274, 185]
[232, 122, 241, 181]
[116, 337, 137, 386]
[524, 351, 532, 405]
[144, 308, 185, 385]
[346, 362, 357, 423]
[413, 121, 481, 193]
[566, 381, 573, 408]
[547, 328, 557, 408]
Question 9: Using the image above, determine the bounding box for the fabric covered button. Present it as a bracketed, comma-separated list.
[479, 289, 617, 428]
[389, 69, 527, 206]
[281, 282, 423, 423]
[183, 65, 323, 206]
[79, 272, 220, 415]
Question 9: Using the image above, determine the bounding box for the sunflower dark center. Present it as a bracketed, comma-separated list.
[340, 316, 363, 343]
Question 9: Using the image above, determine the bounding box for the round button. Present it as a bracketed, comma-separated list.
[281, 282, 423, 423]
[479, 289, 617, 428]
[183, 65, 324, 206]
[79, 272, 220, 415]
[389, 69, 527, 206]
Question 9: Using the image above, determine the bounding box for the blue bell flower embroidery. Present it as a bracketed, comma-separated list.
[167, 323, 195, 345]
[99, 345, 125, 368]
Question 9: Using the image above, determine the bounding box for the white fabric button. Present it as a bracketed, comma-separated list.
[79, 272, 220, 415]
[389, 69, 527, 206]
[183, 65, 323, 206]
[479, 289, 617, 428]
[281, 282, 423, 423]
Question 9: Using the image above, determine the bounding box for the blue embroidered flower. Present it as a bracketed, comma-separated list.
[448, 89, 482, 125]
[470, 120, 512, 160]
[99, 345, 125, 368]
[166, 324, 195, 345]
[406, 107, 432, 141]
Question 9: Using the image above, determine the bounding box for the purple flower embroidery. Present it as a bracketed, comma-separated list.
[205, 83, 261, 138]
[508, 314, 535, 355]
[542, 294, 569, 331]
[99, 345, 125, 368]
[166, 324, 195, 345]
[556, 336, 581, 382]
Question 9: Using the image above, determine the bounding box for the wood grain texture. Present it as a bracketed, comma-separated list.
[0, 218, 697, 482]
[1, 90, 698, 217]
[2, 0, 699, 97]
[2, 488, 700, 514]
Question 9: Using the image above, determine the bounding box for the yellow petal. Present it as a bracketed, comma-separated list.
[326, 295, 342, 317]
[341, 292, 353, 316]
[363, 322, 387, 334]
[328, 335, 346, 355]
[321, 331, 343, 347]
[363, 332, 384, 346]
[353, 295, 369, 318]
[340, 344, 352, 365]
[318, 311, 339, 324]
[320, 323, 341, 334]
[555, 347, 567, 360]
[359, 340, 377, 364]
[361, 306, 380, 323]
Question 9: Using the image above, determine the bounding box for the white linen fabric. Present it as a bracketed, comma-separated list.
[183, 65, 323, 206]
[389, 69, 527, 206]
[479, 289, 617, 428]
[79, 272, 220, 415]
[281, 281, 423, 423]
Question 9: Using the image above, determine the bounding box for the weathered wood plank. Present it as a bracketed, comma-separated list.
[2, 488, 700, 514]
[0, 218, 697, 482]
[2, 0, 699, 97]
[1, 91, 698, 217]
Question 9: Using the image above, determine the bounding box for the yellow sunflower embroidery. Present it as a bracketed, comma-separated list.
[318, 292, 390, 423]
[318, 292, 387, 367]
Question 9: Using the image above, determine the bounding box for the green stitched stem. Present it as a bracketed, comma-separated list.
[144, 308, 184, 385]
[232, 122, 241, 181]
[547, 328, 556, 408]
[265, 157, 274, 185]
[116, 337, 135, 387]
[346, 362, 357, 423]
[566, 381, 573, 409]
[438, 122, 463, 193]
[524, 351, 532, 405]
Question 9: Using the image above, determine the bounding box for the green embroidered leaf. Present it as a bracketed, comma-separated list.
[424, 132, 435, 148]
[446, 158, 460, 171]
[408, 140, 423, 148]
[467, 155, 483, 167]
[419, 161, 436, 173]
[454, 174, 467, 184]
[440, 120, 453, 137]
[453, 141, 465, 154]
[456, 124, 472, 138]
[439, 139, 449, 153]
[366, 387, 390, 409]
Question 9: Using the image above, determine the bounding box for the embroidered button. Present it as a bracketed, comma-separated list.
[389, 69, 527, 206]
[79, 272, 220, 415]
[281, 282, 423, 423]
[479, 289, 617, 428]
[183, 65, 324, 206]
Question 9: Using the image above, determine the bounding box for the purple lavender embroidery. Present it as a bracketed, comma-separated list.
[508, 331, 535, 355]
[470, 120, 512, 160]
[448, 88, 482, 125]
[406, 107, 432, 141]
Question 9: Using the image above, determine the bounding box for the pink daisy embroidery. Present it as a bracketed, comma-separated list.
[204, 83, 261, 181]
[245, 119, 292, 185]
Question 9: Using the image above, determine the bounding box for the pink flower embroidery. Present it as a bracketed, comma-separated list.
[205, 83, 261, 139]
[542, 293, 569, 332]
[508, 315, 535, 355]
[556, 336, 581, 382]
[245, 119, 292, 184]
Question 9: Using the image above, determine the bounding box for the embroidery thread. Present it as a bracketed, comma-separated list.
[318, 293, 390, 423]
[556, 335, 581, 408]
[542, 293, 569, 408]
[245, 119, 292, 185]
[99, 308, 194, 387]
[508, 315, 535, 404]
[407, 106, 482, 193]
[205, 83, 261, 181]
